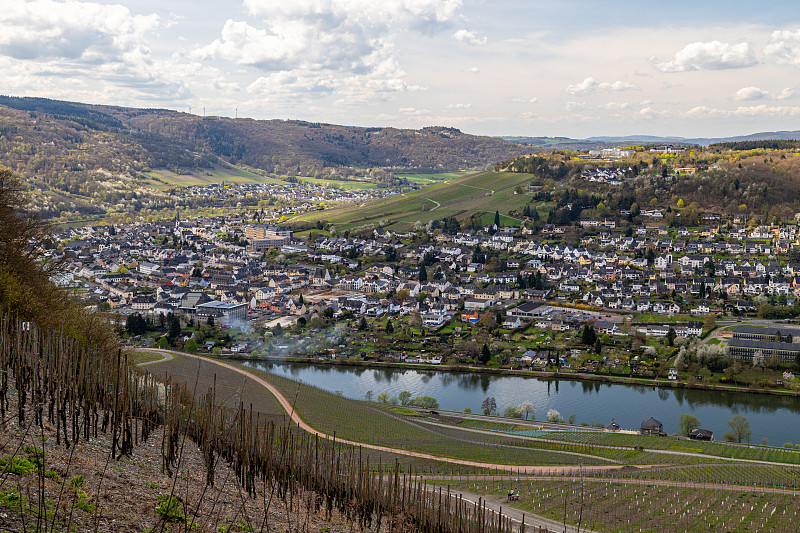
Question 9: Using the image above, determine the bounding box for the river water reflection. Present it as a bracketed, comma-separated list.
[244, 361, 800, 445]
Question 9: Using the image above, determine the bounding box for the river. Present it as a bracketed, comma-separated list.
[243, 361, 800, 446]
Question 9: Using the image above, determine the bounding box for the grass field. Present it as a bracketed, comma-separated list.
[235, 363, 611, 466]
[296, 176, 377, 190]
[294, 171, 536, 232]
[128, 350, 166, 365]
[142, 165, 284, 189]
[397, 173, 465, 186]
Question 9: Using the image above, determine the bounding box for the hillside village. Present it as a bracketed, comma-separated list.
[52, 199, 800, 389]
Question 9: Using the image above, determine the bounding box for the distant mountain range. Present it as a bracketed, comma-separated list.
[503, 131, 800, 149]
[0, 95, 530, 179]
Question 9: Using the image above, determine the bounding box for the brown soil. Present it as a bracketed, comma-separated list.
[0, 393, 366, 532]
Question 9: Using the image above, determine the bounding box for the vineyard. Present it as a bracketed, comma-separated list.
[0, 311, 549, 532]
[6, 306, 800, 533]
[431, 476, 800, 532]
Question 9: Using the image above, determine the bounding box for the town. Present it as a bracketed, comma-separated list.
[55, 197, 800, 393]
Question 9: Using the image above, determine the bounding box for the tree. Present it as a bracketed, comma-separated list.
[409, 396, 439, 409]
[581, 323, 597, 345]
[184, 338, 199, 354]
[376, 392, 389, 404]
[724, 414, 752, 443]
[520, 401, 535, 420]
[385, 320, 394, 334]
[494, 210, 500, 227]
[419, 265, 428, 283]
[547, 409, 565, 424]
[398, 390, 412, 406]
[207, 314, 215, 327]
[481, 397, 497, 415]
[479, 343, 491, 364]
[666, 327, 676, 347]
[125, 313, 148, 336]
[678, 414, 701, 436]
[753, 350, 765, 369]
[594, 338, 602, 355]
[503, 406, 523, 419]
[359, 317, 368, 331]
[167, 314, 181, 344]
[365, 390, 374, 402]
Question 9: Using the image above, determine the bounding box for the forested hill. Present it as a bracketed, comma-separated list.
[0, 95, 529, 179]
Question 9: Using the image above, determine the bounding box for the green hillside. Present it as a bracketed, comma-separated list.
[297, 171, 535, 232]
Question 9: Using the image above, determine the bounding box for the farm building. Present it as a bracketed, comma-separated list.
[640, 417, 665, 436]
[689, 428, 714, 441]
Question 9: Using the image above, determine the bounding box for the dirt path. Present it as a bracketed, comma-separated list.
[422, 474, 800, 496]
[138, 349, 648, 477]
[443, 485, 589, 533]
[136, 351, 174, 367]
[422, 197, 441, 210]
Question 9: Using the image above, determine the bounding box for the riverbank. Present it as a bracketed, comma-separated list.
[211, 354, 800, 399]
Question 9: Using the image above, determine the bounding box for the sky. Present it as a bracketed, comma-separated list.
[2, 0, 800, 138]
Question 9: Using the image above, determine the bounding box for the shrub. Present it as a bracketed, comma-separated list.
[155, 494, 186, 523]
[409, 396, 439, 409]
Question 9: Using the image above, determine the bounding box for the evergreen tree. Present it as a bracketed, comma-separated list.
[167, 314, 181, 344]
[479, 343, 491, 364]
[494, 210, 500, 227]
[581, 323, 597, 346]
[386, 320, 394, 334]
[419, 265, 428, 282]
[594, 338, 602, 355]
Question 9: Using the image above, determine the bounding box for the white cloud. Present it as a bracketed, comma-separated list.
[446, 103, 472, 109]
[0, 0, 198, 103]
[598, 102, 629, 110]
[464, 66, 479, 73]
[650, 41, 757, 72]
[639, 107, 669, 119]
[566, 77, 639, 96]
[764, 29, 800, 66]
[0, 0, 159, 61]
[565, 101, 586, 111]
[511, 97, 538, 103]
[734, 87, 770, 101]
[398, 107, 429, 115]
[682, 105, 800, 119]
[735, 86, 797, 101]
[243, 0, 462, 33]
[453, 29, 487, 46]
[196, 0, 463, 103]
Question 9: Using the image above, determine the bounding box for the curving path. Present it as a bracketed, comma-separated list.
[422, 197, 441, 210]
[135, 350, 174, 367]
[422, 474, 800, 496]
[139, 348, 606, 532]
[136, 349, 647, 476]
